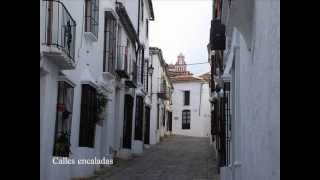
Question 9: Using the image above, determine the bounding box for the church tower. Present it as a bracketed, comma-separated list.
[175, 53, 186, 72]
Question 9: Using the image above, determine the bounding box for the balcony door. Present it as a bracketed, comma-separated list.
[46, 0, 53, 44]
[167, 111, 172, 132]
[123, 94, 133, 149]
[144, 106, 150, 144]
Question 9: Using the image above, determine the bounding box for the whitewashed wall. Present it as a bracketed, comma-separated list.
[149, 51, 161, 145]
[171, 81, 211, 137]
[219, 0, 280, 180]
[40, 0, 121, 179]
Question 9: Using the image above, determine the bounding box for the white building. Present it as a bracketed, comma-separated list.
[208, 0, 280, 180]
[149, 47, 174, 145]
[40, 0, 154, 179]
[168, 54, 211, 137]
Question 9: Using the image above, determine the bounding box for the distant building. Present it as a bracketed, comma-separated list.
[168, 53, 193, 77]
[208, 0, 279, 180]
[170, 73, 211, 137]
[149, 47, 174, 144]
[40, 0, 155, 179]
[168, 54, 211, 137]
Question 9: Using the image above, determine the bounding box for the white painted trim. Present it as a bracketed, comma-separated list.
[104, 8, 119, 21]
[58, 75, 76, 87]
[81, 80, 99, 90]
[223, 28, 240, 77]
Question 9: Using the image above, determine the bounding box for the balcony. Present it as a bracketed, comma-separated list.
[125, 61, 137, 88]
[41, 0, 76, 70]
[158, 83, 170, 100]
[115, 46, 130, 79]
[209, 19, 226, 51]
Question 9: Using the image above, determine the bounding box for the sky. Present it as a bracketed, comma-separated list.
[149, 0, 212, 75]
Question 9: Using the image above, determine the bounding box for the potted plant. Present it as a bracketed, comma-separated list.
[96, 89, 108, 123]
[54, 132, 71, 157]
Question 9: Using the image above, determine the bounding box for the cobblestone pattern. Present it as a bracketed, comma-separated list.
[91, 135, 219, 180]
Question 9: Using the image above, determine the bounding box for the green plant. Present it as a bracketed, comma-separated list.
[54, 132, 71, 156]
[96, 91, 107, 115]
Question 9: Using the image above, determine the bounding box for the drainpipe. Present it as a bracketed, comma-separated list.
[199, 82, 203, 116]
[137, 0, 140, 39]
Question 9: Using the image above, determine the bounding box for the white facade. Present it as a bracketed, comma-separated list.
[40, 0, 154, 179]
[149, 47, 173, 145]
[211, 0, 280, 180]
[171, 80, 211, 137]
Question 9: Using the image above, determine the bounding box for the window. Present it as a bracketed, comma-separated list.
[146, 19, 149, 38]
[182, 110, 191, 129]
[53, 81, 74, 157]
[134, 96, 144, 140]
[144, 60, 149, 92]
[157, 104, 159, 129]
[79, 84, 97, 147]
[141, 0, 144, 21]
[184, 90, 190, 105]
[103, 11, 117, 73]
[141, 48, 145, 84]
[162, 109, 166, 126]
[85, 0, 99, 38]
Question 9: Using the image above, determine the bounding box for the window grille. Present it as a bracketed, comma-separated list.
[182, 110, 191, 129]
[85, 0, 99, 38]
[103, 11, 117, 74]
[53, 81, 74, 157]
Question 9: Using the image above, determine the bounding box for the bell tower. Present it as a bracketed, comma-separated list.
[175, 53, 186, 72]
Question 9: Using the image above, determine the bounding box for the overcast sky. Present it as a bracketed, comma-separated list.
[149, 0, 212, 75]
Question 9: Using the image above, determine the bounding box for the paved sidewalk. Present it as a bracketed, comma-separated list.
[91, 135, 219, 180]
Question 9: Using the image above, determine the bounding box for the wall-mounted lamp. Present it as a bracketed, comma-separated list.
[148, 65, 154, 75]
[218, 89, 224, 98]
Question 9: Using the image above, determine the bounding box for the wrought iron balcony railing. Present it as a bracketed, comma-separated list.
[158, 83, 170, 100]
[116, 45, 129, 79]
[41, 0, 76, 68]
[132, 61, 138, 84]
[125, 61, 137, 88]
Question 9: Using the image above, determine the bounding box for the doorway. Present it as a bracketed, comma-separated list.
[144, 106, 150, 144]
[167, 111, 172, 132]
[123, 94, 134, 149]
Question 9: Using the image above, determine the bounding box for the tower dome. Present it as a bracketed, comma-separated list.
[175, 53, 187, 72]
[176, 53, 186, 65]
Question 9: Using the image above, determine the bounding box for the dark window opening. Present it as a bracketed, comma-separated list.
[157, 104, 159, 129]
[134, 96, 144, 140]
[140, 48, 145, 84]
[85, 0, 99, 38]
[79, 84, 97, 148]
[145, 60, 149, 92]
[184, 90, 190, 105]
[146, 19, 149, 38]
[182, 110, 191, 129]
[53, 81, 74, 157]
[162, 109, 166, 126]
[167, 111, 172, 131]
[103, 11, 117, 74]
[141, 0, 144, 21]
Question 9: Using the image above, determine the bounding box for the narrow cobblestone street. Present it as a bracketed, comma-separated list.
[91, 135, 219, 180]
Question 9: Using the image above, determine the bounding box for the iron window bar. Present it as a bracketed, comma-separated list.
[85, 0, 99, 38]
[103, 11, 117, 74]
[53, 81, 74, 157]
[42, 0, 76, 62]
[224, 81, 231, 166]
[115, 45, 130, 78]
